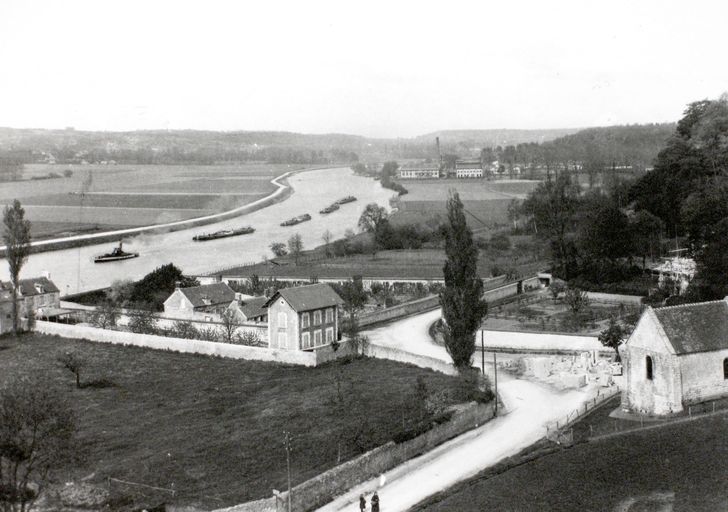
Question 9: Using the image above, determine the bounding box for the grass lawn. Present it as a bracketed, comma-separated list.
[419, 408, 728, 512]
[0, 334, 462, 510]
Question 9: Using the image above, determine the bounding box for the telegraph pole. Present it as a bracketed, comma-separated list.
[283, 431, 292, 512]
[493, 352, 498, 415]
[481, 330, 485, 376]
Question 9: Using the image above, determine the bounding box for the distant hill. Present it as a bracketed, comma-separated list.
[415, 128, 581, 147]
[0, 123, 677, 167]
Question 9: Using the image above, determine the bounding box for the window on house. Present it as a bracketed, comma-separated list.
[314, 330, 322, 345]
[325, 327, 334, 343]
[326, 308, 333, 323]
[302, 332, 311, 349]
[278, 312, 287, 328]
[646, 356, 653, 380]
[724, 358, 728, 380]
[278, 332, 288, 349]
[301, 312, 310, 328]
[313, 310, 322, 325]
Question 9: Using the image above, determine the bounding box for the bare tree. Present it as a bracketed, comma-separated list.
[564, 287, 590, 315]
[57, 351, 86, 389]
[322, 230, 333, 258]
[218, 308, 241, 343]
[287, 233, 303, 265]
[89, 302, 118, 329]
[0, 376, 75, 512]
[3, 200, 31, 335]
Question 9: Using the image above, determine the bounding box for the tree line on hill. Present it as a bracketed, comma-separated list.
[480, 123, 674, 177]
[515, 94, 728, 303]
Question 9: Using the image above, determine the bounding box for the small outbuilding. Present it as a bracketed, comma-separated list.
[163, 282, 236, 319]
[264, 283, 344, 351]
[621, 299, 728, 415]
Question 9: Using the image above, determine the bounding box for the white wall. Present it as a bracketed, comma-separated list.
[680, 348, 728, 404]
[35, 320, 312, 366]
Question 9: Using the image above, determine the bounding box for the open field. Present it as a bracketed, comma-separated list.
[394, 179, 540, 229]
[219, 249, 504, 280]
[419, 407, 728, 511]
[2, 163, 314, 238]
[0, 333, 462, 510]
[400, 179, 539, 201]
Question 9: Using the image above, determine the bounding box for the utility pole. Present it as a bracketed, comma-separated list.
[283, 431, 292, 512]
[493, 352, 498, 415]
[480, 330, 485, 376]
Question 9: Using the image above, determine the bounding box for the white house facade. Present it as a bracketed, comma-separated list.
[264, 283, 343, 351]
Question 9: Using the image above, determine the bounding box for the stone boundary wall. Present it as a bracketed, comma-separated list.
[358, 295, 441, 327]
[584, 292, 644, 305]
[479, 329, 610, 354]
[364, 343, 458, 376]
[61, 306, 269, 343]
[34, 320, 315, 366]
[215, 401, 495, 512]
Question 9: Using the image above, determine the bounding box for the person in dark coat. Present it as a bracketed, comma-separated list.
[371, 491, 380, 512]
[359, 494, 366, 512]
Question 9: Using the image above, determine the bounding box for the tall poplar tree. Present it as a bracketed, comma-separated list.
[3, 199, 32, 334]
[440, 191, 487, 370]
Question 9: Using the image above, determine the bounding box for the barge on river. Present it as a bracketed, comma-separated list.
[193, 226, 255, 242]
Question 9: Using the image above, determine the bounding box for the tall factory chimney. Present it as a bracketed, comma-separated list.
[436, 136, 442, 168]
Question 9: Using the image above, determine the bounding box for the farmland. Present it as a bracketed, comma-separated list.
[419, 408, 728, 511]
[395, 179, 539, 229]
[0, 333, 463, 510]
[0, 163, 317, 239]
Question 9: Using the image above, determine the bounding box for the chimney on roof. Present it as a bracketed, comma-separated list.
[175, 281, 181, 290]
[42, 270, 51, 279]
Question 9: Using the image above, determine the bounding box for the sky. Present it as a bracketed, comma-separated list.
[0, 0, 726, 138]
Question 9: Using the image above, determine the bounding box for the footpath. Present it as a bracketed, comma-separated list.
[317, 309, 603, 512]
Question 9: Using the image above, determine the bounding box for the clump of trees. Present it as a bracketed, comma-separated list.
[124, 263, 199, 310]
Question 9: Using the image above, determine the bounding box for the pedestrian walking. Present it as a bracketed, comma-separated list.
[359, 494, 366, 512]
[371, 491, 380, 512]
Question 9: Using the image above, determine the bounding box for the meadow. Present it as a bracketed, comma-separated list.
[419, 406, 728, 511]
[0, 333, 463, 510]
[2, 163, 312, 239]
[395, 178, 539, 228]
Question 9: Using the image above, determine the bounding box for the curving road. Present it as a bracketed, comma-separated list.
[317, 310, 600, 512]
[0, 167, 394, 294]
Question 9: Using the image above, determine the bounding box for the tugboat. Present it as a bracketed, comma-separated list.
[280, 213, 312, 227]
[319, 203, 340, 214]
[93, 241, 139, 263]
[336, 195, 357, 205]
[193, 226, 255, 242]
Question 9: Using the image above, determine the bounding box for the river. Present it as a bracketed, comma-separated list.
[0, 167, 394, 294]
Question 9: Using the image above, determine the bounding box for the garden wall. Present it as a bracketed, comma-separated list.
[358, 295, 441, 327]
[479, 329, 610, 354]
[34, 320, 315, 366]
[364, 344, 458, 376]
[584, 292, 643, 305]
[215, 401, 495, 512]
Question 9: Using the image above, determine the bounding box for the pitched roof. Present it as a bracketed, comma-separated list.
[240, 297, 268, 319]
[179, 283, 235, 308]
[18, 277, 60, 296]
[652, 300, 728, 355]
[264, 283, 344, 312]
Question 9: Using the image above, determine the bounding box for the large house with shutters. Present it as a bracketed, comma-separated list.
[264, 283, 344, 351]
[621, 299, 728, 416]
[0, 276, 61, 333]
